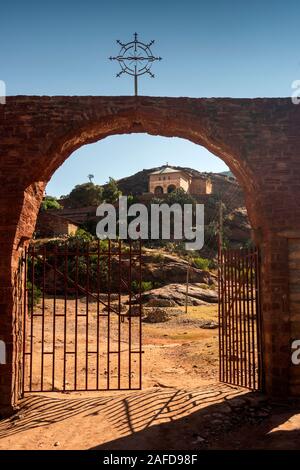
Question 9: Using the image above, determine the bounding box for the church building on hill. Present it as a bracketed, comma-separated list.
[148, 165, 212, 196]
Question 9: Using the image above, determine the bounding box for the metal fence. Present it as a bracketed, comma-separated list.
[22, 240, 143, 394]
[218, 247, 263, 390]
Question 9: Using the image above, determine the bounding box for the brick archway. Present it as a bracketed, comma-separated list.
[0, 95, 299, 414]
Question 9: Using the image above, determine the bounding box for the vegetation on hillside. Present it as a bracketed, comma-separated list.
[40, 196, 62, 211]
[67, 182, 103, 208]
[102, 177, 122, 203]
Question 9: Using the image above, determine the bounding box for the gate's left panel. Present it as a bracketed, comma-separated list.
[22, 241, 143, 394]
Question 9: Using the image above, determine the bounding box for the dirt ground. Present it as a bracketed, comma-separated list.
[1, 303, 300, 450]
[21, 299, 220, 392]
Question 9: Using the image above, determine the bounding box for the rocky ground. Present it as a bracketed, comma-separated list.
[141, 282, 218, 307]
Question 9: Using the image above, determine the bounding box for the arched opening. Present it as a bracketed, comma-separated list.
[154, 185, 164, 196]
[167, 184, 176, 193]
[20, 129, 259, 396]
[4, 97, 287, 428]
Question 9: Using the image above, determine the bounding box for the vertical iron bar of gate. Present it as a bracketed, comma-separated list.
[236, 250, 241, 386]
[242, 249, 247, 387]
[128, 241, 132, 389]
[29, 246, 35, 392]
[244, 249, 248, 388]
[250, 249, 256, 389]
[223, 249, 228, 383]
[228, 250, 232, 383]
[232, 250, 236, 384]
[218, 246, 222, 382]
[222, 249, 226, 383]
[237, 249, 244, 386]
[107, 240, 111, 389]
[22, 248, 28, 396]
[228, 249, 233, 383]
[41, 245, 46, 391]
[218, 245, 225, 382]
[227, 250, 232, 383]
[139, 239, 142, 389]
[234, 250, 239, 385]
[63, 242, 68, 391]
[233, 250, 239, 385]
[231, 250, 237, 383]
[246, 249, 251, 388]
[85, 241, 90, 390]
[224, 250, 229, 383]
[118, 240, 122, 389]
[52, 245, 57, 391]
[238, 250, 243, 387]
[222, 249, 226, 382]
[255, 249, 263, 390]
[74, 241, 79, 391]
[96, 240, 100, 390]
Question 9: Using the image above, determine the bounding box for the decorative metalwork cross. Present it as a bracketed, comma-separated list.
[109, 33, 162, 96]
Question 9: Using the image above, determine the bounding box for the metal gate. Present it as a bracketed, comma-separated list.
[22, 240, 143, 394]
[218, 247, 263, 390]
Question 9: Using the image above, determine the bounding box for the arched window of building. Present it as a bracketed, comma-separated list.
[167, 184, 176, 193]
[154, 186, 164, 196]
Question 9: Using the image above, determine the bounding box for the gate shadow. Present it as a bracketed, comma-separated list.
[0, 383, 299, 449]
[0, 383, 243, 440]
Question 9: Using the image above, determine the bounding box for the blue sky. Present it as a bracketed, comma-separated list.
[2, 0, 299, 196]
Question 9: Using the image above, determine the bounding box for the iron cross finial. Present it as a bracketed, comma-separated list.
[109, 33, 162, 96]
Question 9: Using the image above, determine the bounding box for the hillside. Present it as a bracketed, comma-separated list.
[51, 166, 251, 250]
[114, 167, 248, 229]
[111, 166, 239, 201]
[219, 170, 235, 178]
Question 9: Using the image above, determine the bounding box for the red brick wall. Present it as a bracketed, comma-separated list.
[0, 96, 300, 412]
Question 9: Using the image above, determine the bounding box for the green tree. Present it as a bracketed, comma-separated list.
[165, 188, 196, 206]
[102, 177, 122, 203]
[67, 182, 103, 208]
[87, 174, 94, 183]
[40, 196, 62, 211]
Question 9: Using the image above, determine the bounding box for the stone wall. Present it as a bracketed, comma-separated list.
[189, 176, 212, 195]
[35, 212, 78, 237]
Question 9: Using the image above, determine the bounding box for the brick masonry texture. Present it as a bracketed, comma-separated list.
[0, 96, 300, 413]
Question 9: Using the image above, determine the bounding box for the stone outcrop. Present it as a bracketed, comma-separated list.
[141, 283, 218, 306]
[226, 207, 251, 244]
[140, 252, 216, 286]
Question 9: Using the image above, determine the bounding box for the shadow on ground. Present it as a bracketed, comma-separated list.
[0, 383, 299, 450]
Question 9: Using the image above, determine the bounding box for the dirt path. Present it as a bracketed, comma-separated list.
[2, 304, 298, 450]
[0, 383, 245, 450]
[0, 304, 222, 449]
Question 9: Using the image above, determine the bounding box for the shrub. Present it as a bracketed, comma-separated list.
[27, 281, 42, 310]
[153, 253, 164, 263]
[76, 228, 94, 240]
[165, 187, 196, 206]
[40, 196, 62, 211]
[67, 182, 103, 208]
[67, 228, 94, 244]
[193, 257, 211, 271]
[131, 280, 154, 293]
[103, 177, 122, 203]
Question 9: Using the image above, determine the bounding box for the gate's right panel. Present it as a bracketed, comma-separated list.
[218, 247, 263, 390]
